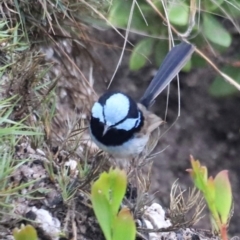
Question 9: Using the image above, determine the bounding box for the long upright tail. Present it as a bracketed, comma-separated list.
[140, 42, 195, 108]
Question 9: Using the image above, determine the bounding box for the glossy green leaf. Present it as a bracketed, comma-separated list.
[214, 170, 232, 224]
[109, 169, 127, 216]
[112, 208, 136, 240]
[168, 2, 189, 26]
[91, 169, 128, 240]
[202, 14, 232, 47]
[130, 38, 154, 70]
[209, 66, 240, 97]
[91, 172, 113, 240]
[13, 225, 38, 240]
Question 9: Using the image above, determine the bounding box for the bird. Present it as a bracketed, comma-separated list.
[89, 42, 195, 159]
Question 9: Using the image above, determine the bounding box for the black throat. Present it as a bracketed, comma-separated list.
[90, 110, 144, 146]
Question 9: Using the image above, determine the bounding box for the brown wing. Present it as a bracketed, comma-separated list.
[137, 103, 163, 157]
[137, 103, 163, 134]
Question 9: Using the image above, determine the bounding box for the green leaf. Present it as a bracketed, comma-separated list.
[91, 169, 128, 240]
[202, 14, 232, 47]
[209, 66, 240, 97]
[187, 156, 211, 192]
[109, 169, 127, 216]
[91, 172, 113, 240]
[108, 0, 131, 27]
[181, 59, 192, 72]
[191, 54, 207, 68]
[204, 0, 224, 11]
[168, 2, 189, 26]
[214, 170, 232, 224]
[130, 38, 154, 70]
[154, 41, 169, 66]
[112, 208, 136, 240]
[220, 1, 240, 18]
[108, 0, 163, 34]
[205, 177, 216, 206]
[13, 225, 38, 240]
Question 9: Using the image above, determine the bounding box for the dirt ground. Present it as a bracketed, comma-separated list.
[90, 29, 240, 236]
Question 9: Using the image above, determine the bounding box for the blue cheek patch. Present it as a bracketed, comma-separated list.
[91, 102, 104, 123]
[115, 117, 140, 131]
[134, 111, 141, 128]
[104, 93, 130, 126]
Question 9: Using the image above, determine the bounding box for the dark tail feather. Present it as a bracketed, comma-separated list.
[140, 42, 195, 108]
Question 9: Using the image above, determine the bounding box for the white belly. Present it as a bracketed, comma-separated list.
[90, 131, 149, 158]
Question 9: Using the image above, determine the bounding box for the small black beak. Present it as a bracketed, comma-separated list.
[102, 125, 110, 136]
